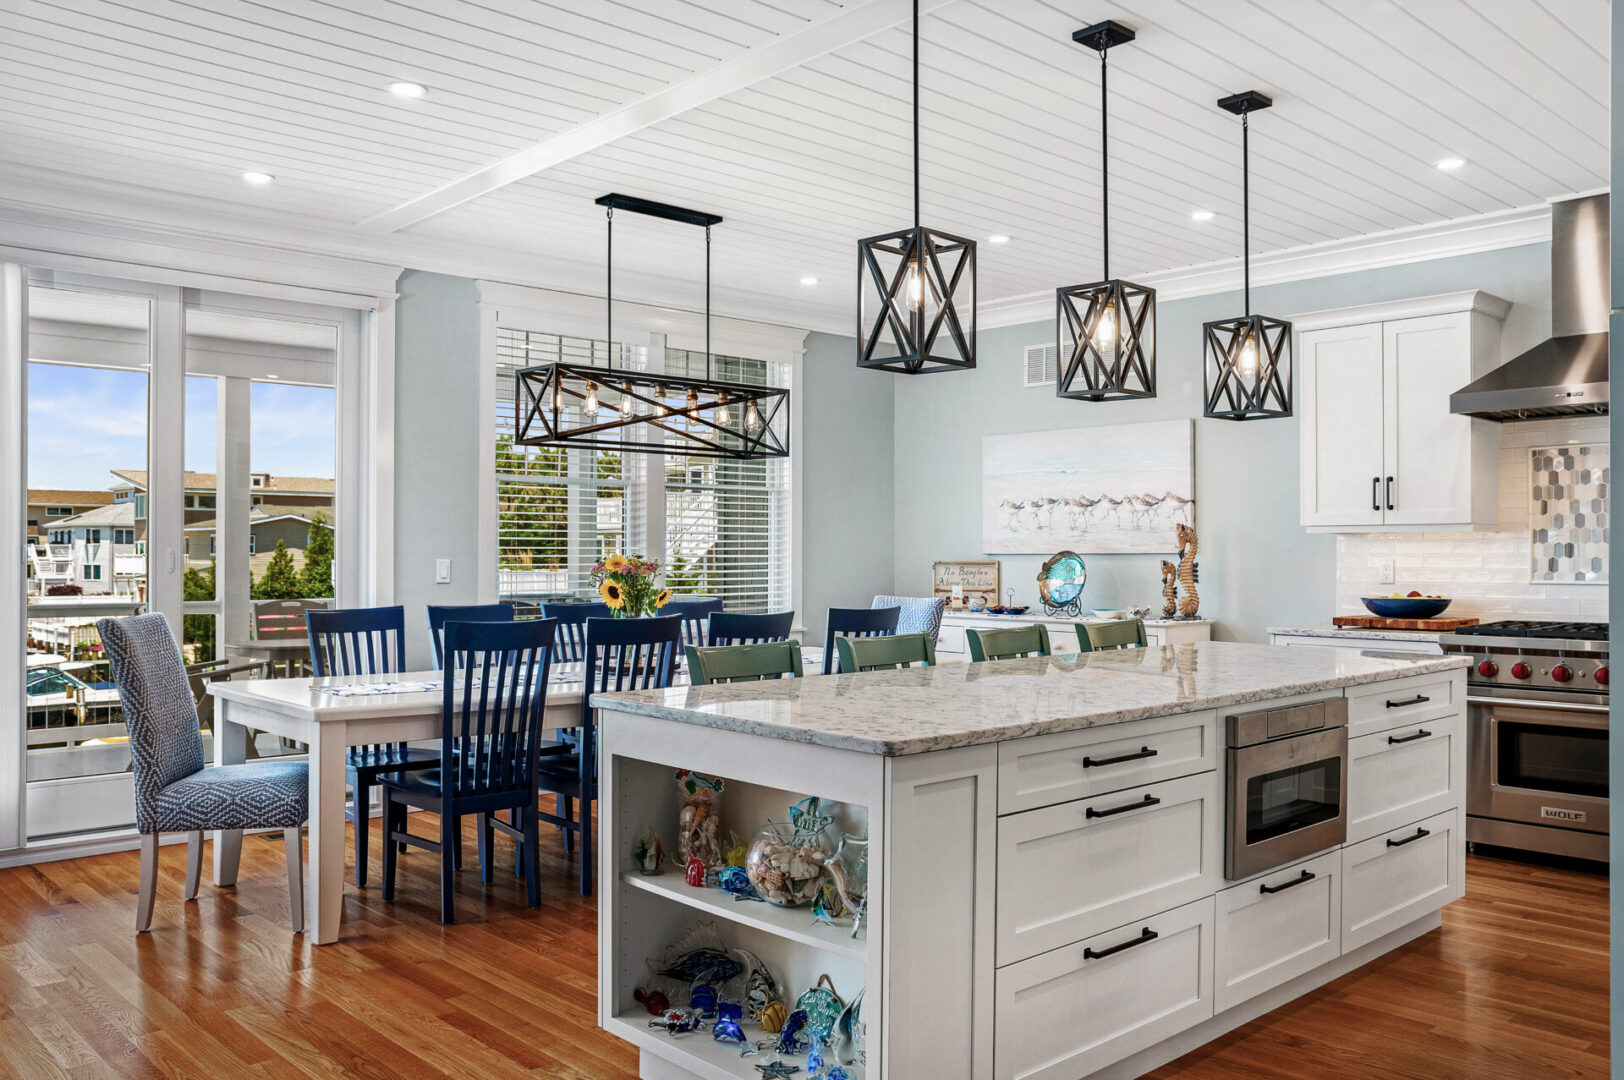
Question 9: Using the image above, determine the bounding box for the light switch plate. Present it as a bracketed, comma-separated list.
[435, 558, 452, 584]
[1377, 560, 1394, 585]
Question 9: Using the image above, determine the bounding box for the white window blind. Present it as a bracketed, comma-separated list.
[494, 330, 648, 600]
[661, 349, 791, 614]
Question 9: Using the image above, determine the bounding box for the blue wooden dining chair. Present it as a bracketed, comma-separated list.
[98, 613, 308, 933]
[306, 605, 439, 887]
[427, 603, 515, 669]
[533, 614, 682, 896]
[380, 619, 557, 923]
[706, 610, 794, 646]
[540, 602, 611, 662]
[823, 606, 901, 674]
[665, 597, 724, 648]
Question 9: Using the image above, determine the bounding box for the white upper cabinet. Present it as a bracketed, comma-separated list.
[1297, 292, 1508, 532]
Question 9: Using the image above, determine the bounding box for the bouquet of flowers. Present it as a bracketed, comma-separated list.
[592, 553, 671, 618]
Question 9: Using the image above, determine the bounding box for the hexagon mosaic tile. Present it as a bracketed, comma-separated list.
[1529, 444, 1608, 583]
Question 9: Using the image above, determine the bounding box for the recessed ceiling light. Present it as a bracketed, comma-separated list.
[1435, 157, 1465, 171]
[799, 276, 819, 286]
[986, 234, 1011, 244]
[389, 81, 427, 99]
[241, 171, 274, 186]
[1190, 210, 1215, 222]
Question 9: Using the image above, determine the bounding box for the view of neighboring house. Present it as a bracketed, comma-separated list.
[183, 503, 333, 577]
[25, 488, 113, 547]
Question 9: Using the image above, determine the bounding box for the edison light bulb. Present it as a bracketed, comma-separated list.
[584, 381, 599, 416]
[619, 381, 634, 418]
[717, 390, 731, 426]
[745, 397, 761, 430]
[1093, 302, 1117, 350]
[654, 384, 669, 418]
[903, 261, 924, 312]
[685, 387, 699, 418]
[1238, 335, 1259, 379]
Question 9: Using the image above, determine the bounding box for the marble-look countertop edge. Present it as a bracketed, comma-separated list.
[594, 654, 1470, 757]
[1268, 625, 1445, 642]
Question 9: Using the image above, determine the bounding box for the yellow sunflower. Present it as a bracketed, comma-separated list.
[603, 554, 632, 573]
[599, 580, 625, 610]
[654, 588, 672, 609]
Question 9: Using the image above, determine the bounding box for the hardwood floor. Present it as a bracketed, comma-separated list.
[0, 827, 1607, 1080]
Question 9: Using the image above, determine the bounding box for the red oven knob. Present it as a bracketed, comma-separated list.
[1551, 664, 1574, 683]
[1510, 662, 1532, 680]
[1596, 667, 1609, 685]
[1476, 660, 1498, 677]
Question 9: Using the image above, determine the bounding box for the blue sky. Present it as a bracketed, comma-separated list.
[27, 365, 335, 490]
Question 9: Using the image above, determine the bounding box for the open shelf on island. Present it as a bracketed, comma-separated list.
[606, 1012, 865, 1080]
[620, 870, 867, 962]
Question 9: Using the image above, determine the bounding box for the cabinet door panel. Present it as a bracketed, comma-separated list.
[1383, 313, 1477, 525]
[1347, 714, 1461, 844]
[1214, 849, 1341, 1013]
[1342, 808, 1462, 951]
[1300, 323, 1385, 527]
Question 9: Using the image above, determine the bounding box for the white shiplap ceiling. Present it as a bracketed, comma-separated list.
[0, 0, 1608, 332]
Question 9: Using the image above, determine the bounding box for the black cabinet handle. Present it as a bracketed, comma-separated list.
[1083, 745, 1157, 768]
[1084, 926, 1159, 960]
[1385, 694, 1430, 708]
[1388, 728, 1432, 744]
[1386, 827, 1431, 848]
[1372, 477, 1380, 511]
[1386, 476, 1395, 511]
[1260, 869, 1316, 895]
[1085, 794, 1161, 819]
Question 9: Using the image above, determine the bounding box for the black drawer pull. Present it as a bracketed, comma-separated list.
[1385, 694, 1430, 709]
[1084, 927, 1158, 960]
[1388, 728, 1432, 744]
[1386, 828, 1430, 848]
[1083, 745, 1157, 768]
[1086, 794, 1161, 819]
[1259, 869, 1316, 895]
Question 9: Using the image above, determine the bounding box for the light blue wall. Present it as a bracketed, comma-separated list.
[393, 270, 482, 668]
[891, 242, 1554, 642]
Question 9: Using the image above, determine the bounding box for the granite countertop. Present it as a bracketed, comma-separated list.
[1269, 625, 1444, 642]
[593, 641, 1469, 757]
[944, 611, 1215, 627]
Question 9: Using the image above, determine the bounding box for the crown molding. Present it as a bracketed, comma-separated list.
[978, 201, 1555, 331]
[1291, 290, 1512, 333]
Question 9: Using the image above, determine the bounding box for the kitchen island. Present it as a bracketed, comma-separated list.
[595, 642, 1469, 1080]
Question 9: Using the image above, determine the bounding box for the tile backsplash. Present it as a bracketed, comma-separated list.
[1335, 416, 1610, 622]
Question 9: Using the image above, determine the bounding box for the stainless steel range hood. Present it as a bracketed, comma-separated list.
[1450, 193, 1609, 421]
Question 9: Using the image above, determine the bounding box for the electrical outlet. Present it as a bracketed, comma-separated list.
[435, 558, 452, 585]
[1378, 560, 1395, 586]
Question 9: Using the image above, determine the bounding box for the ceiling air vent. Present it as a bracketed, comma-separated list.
[1024, 343, 1058, 388]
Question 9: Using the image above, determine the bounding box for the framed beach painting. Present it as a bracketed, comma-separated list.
[982, 419, 1195, 554]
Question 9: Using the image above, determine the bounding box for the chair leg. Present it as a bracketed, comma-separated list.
[353, 778, 370, 888]
[453, 813, 465, 871]
[184, 831, 204, 901]
[380, 796, 399, 903]
[523, 808, 541, 910]
[136, 833, 159, 933]
[477, 813, 493, 886]
[579, 796, 593, 898]
[285, 828, 305, 934]
[439, 812, 456, 925]
[559, 795, 572, 853]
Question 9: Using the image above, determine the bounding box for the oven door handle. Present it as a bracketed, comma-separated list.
[1466, 695, 1610, 715]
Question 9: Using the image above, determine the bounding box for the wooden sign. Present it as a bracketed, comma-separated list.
[933, 561, 1001, 607]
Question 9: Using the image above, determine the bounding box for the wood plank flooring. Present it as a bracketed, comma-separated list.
[0, 825, 1607, 1079]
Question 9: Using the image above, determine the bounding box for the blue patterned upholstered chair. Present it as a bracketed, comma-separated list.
[98, 614, 308, 934]
[871, 595, 948, 643]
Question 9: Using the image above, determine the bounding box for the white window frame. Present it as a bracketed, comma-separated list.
[475, 281, 806, 626]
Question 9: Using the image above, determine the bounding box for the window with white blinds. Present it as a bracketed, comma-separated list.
[494, 330, 647, 600]
[662, 349, 791, 614]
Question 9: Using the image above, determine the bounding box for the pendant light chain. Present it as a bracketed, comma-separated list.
[1100, 41, 1109, 280]
[606, 204, 614, 370]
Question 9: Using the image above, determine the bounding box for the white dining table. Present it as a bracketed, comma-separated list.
[207, 648, 822, 944]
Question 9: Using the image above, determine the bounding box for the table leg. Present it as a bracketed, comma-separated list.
[211, 704, 247, 886]
[307, 720, 348, 944]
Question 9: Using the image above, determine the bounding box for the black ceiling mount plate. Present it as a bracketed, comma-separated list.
[1218, 90, 1274, 115]
[1072, 19, 1136, 50]
[594, 192, 722, 227]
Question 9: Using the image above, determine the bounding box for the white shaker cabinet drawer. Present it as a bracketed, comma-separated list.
[936, 623, 968, 656]
[1341, 808, 1463, 952]
[1213, 850, 1342, 1013]
[1346, 714, 1462, 844]
[996, 771, 1222, 965]
[994, 896, 1215, 1080]
[997, 710, 1219, 815]
[1346, 673, 1458, 738]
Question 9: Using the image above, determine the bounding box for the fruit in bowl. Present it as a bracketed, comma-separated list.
[1361, 594, 1451, 619]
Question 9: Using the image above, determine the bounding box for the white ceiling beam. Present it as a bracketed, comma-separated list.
[353, 0, 957, 235]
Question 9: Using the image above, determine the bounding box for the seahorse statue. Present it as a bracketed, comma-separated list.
[1160, 560, 1179, 618]
[1176, 524, 1200, 619]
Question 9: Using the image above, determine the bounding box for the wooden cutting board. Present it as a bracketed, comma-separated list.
[1331, 615, 1480, 632]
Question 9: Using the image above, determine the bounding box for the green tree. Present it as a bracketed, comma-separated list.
[300, 512, 334, 598]
[182, 560, 217, 659]
[252, 540, 304, 600]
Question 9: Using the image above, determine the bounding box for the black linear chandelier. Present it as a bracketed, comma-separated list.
[514, 194, 790, 459]
[856, 0, 976, 374]
[1203, 91, 1292, 421]
[1057, 19, 1156, 402]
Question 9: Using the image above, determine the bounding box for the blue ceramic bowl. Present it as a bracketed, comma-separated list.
[1360, 596, 1451, 619]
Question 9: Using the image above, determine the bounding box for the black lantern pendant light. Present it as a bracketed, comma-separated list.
[514, 193, 790, 459]
[856, 0, 976, 374]
[1203, 91, 1292, 421]
[1057, 20, 1156, 402]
